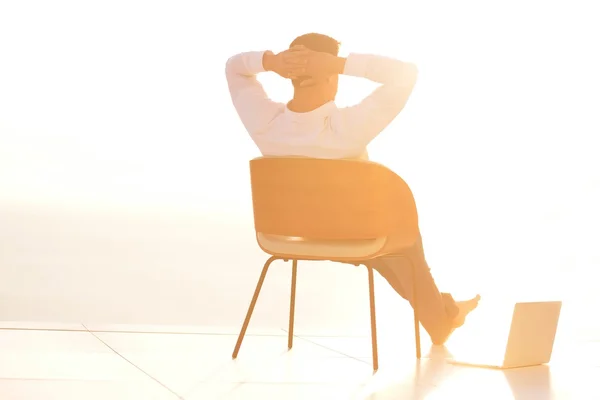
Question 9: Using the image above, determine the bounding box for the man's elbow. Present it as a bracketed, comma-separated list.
[387, 64, 419, 109]
[386, 62, 418, 89]
[225, 55, 236, 76]
[226, 52, 248, 74]
[403, 63, 418, 87]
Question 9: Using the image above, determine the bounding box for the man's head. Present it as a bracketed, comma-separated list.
[289, 33, 340, 98]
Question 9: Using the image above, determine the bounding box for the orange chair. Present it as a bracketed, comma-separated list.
[231, 157, 422, 371]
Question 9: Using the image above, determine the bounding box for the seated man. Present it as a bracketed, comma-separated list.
[225, 32, 480, 345]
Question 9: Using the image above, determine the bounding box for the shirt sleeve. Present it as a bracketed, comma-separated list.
[225, 51, 284, 136]
[330, 53, 419, 149]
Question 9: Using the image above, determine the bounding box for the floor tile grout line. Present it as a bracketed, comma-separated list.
[217, 381, 371, 386]
[179, 358, 247, 399]
[80, 323, 185, 400]
[218, 382, 245, 400]
[84, 331, 285, 337]
[0, 326, 289, 337]
[209, 355, 377, 398]
[282, 328, 438, 364]
[280, 328, 372, 366]
[0, 327, 88, 333]
[181, 326, 359, 400]
[213, 346, 313, 399]
[0, 326, 375, 339]
[182, 346, 293, 399]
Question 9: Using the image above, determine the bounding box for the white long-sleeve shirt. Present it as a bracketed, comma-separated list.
[226, 51, 418, 160]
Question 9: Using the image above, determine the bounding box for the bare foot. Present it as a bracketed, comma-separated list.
[431, 295, 481, 346]
[453, 295, 481, 328]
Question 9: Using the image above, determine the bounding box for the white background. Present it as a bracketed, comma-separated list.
[1, 0, 598, 338]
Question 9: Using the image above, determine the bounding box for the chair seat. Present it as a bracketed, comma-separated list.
[257, 233, 387, 259]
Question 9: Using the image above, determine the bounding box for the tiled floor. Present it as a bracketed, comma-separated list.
[0, 322, 597, 399]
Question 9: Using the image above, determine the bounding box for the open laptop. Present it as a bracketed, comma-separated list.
[449, 301, 562, 369]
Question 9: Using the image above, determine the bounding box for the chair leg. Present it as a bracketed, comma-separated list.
[232, 256, 279, 359]
[288, 259, 298, 349]
[367, 265, 379, 372]
[412, 260, 421, 359]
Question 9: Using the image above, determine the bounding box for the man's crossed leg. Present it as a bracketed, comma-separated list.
[366, 235, 480, 345]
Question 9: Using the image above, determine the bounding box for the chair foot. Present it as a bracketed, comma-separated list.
[232, 256, 279, 359]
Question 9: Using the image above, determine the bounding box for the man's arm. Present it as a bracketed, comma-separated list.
[331, 54, 418, 149]
[225, 51, 283, 136]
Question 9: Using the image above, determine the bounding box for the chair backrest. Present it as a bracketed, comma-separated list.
[249, 157, 419, 241]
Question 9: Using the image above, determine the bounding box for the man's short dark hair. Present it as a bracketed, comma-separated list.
[289, 33, 340, 56]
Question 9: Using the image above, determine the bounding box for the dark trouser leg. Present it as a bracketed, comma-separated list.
[366, 235, 459, 345]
